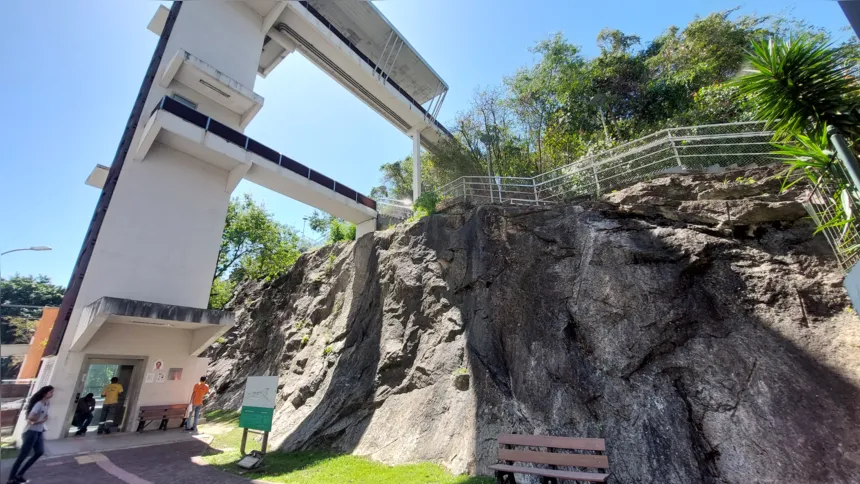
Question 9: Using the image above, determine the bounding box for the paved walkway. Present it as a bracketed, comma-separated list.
[43, 429, 202, 457]
[0, 439, 256, 484]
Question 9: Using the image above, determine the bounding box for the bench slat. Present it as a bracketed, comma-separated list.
[139, 404, 187, 411]
[498, 449, 609, 468]
[498, 434, 606, 451]
[139, 411, 168, 418]
[489, 464, 608, 482]
[138, 404, 188, 421]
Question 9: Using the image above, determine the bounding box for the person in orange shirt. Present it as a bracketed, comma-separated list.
[185, 376, 209, 432]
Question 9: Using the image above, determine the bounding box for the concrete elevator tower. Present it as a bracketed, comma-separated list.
[27, 1, 449, 440]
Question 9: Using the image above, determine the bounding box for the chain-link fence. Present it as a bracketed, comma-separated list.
[439, 121, 776, 205]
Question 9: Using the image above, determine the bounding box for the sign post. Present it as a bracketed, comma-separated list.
[236, 376, 277, 469]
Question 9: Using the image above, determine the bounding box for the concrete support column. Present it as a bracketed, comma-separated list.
[412, 129, 421, 201]
[356, 218, 376, 239]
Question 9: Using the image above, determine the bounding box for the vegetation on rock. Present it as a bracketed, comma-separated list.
[370, 10, 858, 201]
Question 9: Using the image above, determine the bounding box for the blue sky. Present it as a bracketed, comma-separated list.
[0, 0, 853, 285]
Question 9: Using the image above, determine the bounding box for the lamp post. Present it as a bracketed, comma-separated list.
[0, 246, 52, 316]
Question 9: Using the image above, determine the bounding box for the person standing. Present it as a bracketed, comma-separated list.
[97, 377, 123, 435]
[73, 393, 96, 436]
[185, 376, 209, 432]
[6, 385, 53, 484]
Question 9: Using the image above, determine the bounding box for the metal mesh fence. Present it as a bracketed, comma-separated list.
[802, 161, 860, 272]
[376, 198, 414, 222]
[439, 121, 777, 205]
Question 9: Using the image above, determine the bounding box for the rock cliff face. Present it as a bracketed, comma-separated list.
[208, 167, 860, 483]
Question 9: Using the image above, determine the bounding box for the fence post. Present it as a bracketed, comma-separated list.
[829, 126, 860, 191]
[667, 131, 682, 168]
[592, 163, 601, 196]
[533, 178, 539, 205]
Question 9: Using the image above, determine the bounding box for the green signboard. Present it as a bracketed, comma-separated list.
[239, 406, 274, 432]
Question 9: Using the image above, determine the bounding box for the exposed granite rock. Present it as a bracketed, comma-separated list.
[208, 166, 860, 483]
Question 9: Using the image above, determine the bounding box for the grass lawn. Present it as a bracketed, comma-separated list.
[1, 435, 19, 460]
[199, 411, 493, 484]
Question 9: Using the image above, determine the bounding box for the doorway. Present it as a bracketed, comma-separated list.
[68, 357, 143, 437]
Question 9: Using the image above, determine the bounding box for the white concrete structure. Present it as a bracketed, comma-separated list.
[30, 1, 449, 441]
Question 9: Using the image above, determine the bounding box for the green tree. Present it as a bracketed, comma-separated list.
[0, 274, 64, 344]
[735, 33, 860, 252]
[307, 210, 356, 243]
[735, 34, 860, 140]
[210, 195, 301, 308]
[376, 9, 843, 190]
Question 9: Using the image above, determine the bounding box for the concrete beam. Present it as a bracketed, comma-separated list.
[262, 1, 288, 33]
[227, 159, 252, 193]
[356, 218, 377, 239]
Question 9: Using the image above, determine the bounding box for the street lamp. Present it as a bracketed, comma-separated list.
[0, 246, 52, 312]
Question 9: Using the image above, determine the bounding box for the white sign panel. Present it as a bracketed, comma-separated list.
[241, 376, 278, 409]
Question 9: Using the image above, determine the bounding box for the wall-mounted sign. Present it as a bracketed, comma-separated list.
[168, 368, 183, 381]
[239, 376, 277, 432]
[155, 372, 166, 384]
[145, 373, 155, 384]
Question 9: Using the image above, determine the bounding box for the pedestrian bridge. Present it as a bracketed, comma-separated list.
[87, 94, 378, 230]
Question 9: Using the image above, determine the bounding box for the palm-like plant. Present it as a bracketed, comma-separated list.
[736, 34, 860, 140]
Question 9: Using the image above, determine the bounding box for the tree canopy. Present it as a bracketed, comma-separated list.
[307, 210, 356, 244]
[370, 10, 856, 197]
[209, 194, 302, 308]
[0, 274, 64, 345]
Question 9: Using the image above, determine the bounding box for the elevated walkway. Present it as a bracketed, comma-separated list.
[252, 0, 451, 150]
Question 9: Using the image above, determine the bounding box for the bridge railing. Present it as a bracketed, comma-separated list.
[438, 121, 776, 205]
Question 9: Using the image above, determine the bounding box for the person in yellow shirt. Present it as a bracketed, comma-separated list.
[185, 376, 209, 432]
[97, 377, 123, 435]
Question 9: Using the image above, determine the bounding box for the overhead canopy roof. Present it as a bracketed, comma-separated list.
[304, 0, 447, 105]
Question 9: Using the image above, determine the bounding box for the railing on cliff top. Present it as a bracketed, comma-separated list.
[438, 121, 776, 206]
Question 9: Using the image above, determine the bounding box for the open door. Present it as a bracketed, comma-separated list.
[68, 357, 143, 437]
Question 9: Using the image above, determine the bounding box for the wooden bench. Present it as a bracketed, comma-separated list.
[489, 434, 610, 483]
[136, 404, 188, 432]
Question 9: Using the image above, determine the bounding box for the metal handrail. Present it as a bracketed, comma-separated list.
[438, 121, 775, 206]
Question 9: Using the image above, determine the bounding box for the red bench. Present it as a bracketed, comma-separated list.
[489, 434, 609, 483]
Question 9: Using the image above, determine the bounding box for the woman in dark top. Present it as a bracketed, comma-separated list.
[74, 393, 96, 436]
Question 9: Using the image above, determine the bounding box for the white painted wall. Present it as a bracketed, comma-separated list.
[63, 1, 268, 347]
[168, 82, 243, 130]
[41, 324, 209, 439]
[168, 1, 264, 89]
[75, 143, 229, 313]
[86, 324, 209, 407]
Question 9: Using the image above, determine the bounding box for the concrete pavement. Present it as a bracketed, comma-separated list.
[0, 438, 256, 484]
